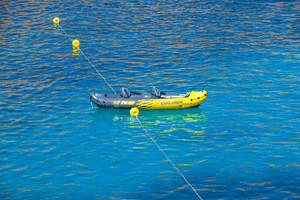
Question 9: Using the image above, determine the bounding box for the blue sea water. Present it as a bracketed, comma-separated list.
[1, 0, 300, 199]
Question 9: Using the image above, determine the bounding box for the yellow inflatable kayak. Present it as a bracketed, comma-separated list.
[90, 87, 207, 109]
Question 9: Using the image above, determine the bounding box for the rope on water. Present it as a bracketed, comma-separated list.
[42, 0, 116, 94]
[55, 23, 116, 94]
[134, 115, 204, 200]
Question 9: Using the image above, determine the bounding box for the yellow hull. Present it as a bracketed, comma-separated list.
[136, 91, 207, 109]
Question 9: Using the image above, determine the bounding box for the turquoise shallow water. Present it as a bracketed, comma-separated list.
[1, 0, 300, 199]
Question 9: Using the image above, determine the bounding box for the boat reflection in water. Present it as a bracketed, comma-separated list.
[90, 107, 207, 136]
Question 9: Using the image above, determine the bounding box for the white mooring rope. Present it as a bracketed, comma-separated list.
[134, 115, 204, 200]
[56, 24, 116, 94]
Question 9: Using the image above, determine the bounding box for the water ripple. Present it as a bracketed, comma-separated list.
[0, 0, 299, 199]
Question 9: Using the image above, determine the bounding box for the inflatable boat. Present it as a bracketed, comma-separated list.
[90, 87, 207, 109]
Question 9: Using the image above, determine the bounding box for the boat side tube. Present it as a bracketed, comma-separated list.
[90, 90, 207, 109]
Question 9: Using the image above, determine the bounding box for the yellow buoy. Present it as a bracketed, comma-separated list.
[72, 39, 80, 49]
[130, 107, 139, 116]
[53, 17, 60, 25]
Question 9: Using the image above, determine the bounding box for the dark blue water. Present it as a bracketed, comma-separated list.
[1, 0, 299, 199]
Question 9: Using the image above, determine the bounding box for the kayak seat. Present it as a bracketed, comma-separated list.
[152, 87, 161, 98]
[120, 87, 131, 98]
